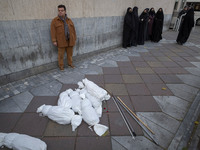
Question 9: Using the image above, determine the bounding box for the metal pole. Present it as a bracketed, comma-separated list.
[111, 96, 136, 139]
[116, 96, 159, 145]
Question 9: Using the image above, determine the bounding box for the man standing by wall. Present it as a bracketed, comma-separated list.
[51, 4, 76, 70]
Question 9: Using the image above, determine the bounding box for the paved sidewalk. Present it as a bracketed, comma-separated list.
[0, 27, 200, 150]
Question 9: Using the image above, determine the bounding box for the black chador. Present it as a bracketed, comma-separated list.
[144, 8, 150, 41]
[176, 7, 194, 45]
[131, 7, 139, 46]
[148, 8, 156, 41]
[123, 7, 133, 48]
[152, 8, 164, 42]
[137, 9, 148, 45]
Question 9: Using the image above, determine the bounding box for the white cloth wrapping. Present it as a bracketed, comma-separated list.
[57, 90, 72, 109]
[37, 104, 74, 125]
[69, 91, 82, 115]
[85, 92, 102, 108]
[0, 132, 47, 150]
[82, 78, 110, 101]
[71, 115, 82, 131]
[93, 124, 109, 136]
[81, 98, 99, 126]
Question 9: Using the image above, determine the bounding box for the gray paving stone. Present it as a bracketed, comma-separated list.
[111, 136, 163, 150]
[12, 91, 33, 112]
[167, 84, 199, 102]
[153, 96, 187, 120]
[111, 55, 130, 61]
[177, 74, 200, 88]
[185, 67, 200, 76]
[0, 98, 22, 113]
[78, 64, 103, 74]
[44, 80, 62, 96]
[138, 112, 181, 134]
[191, 62, 200, 68]
[111, 137, 127, 150]
[153, 96, 190, 111]
[30, 84, 56, 96]
[96, 59, 118, 67]
[136, 113, 174, 149]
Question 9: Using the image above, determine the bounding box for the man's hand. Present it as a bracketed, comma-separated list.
[53, 42, 57, 46]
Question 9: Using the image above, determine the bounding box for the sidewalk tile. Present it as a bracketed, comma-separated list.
[109, 112, 143, 136]
[107, 95, 135, 112]
[130, 96, 161, 112]
[126, 84, 151, 96]
[85, 75, 104, 84]
[104, 75, 123, 84]
[141, 75, 163, 84]
[44, 120, 77, 136]
[119, 67, 138, 75]
[152, 68, 171, 74]
[76, 137, 112, 150]
[43, 137, 75, 150]
[142, 56, 158, 62]
[25, 96, 58, 112]
[103, 67, 121, 74]
[156, 56, 172, 62]
[168, 67, 189, 74]
[13, 113, 48, 136]
[159, 75, 183, 84]
[132, 62, 149, 67]
[0, 113, 21, 132]
[176, 61, 196, 67]
[146, 84, 173, 96]
[136, 67, 155, 74]
[117, 61, 133, 67]
[60, 84, 78, 93]
[129, 56, 144, 62]
[105, 84, 128, 95]
[122, 75, 143, 83]
[147, 61, 164, 68]
[161, 61, 180, 68]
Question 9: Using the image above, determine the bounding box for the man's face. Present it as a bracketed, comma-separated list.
[58, 7, 66, 17]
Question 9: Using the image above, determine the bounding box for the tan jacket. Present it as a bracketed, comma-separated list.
[51, 16, 76, 48]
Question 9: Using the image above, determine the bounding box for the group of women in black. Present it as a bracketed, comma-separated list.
[123, 7, 164, 48]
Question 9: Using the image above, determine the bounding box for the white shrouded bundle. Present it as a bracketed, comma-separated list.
[81, 98, 108, 136]
[69, 90, 82, 115]
[57, 89, 73, 109]
[0, 132, 47, 150]
[37, 104, 74, 125]
[81, 98, 100, 126]
[82, 78, 110, 101]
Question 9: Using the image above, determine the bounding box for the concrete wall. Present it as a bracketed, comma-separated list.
[0, 0, 175, 85]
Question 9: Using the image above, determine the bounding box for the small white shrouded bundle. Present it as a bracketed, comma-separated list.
[69, 90, 82, 115]
[71, 115, 82, 131]
[82, 78, 110, 101]
[0, 132, 47, 150]
[37, 104, 74, 125]
[57, 89, 72, 108]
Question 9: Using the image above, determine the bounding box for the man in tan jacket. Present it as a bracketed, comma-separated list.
[51, 4, 76, 70]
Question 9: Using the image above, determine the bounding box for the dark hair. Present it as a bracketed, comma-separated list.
[58, 4, 66, 11]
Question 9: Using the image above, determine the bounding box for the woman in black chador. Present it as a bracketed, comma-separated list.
[152, 8, 164, 42]
[148, 8, 156, 41]
[137, 9, 148, 45]
[131, 6, 139, 46]
[176, 6, 194, 45]
[123, 7, 133, 48]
